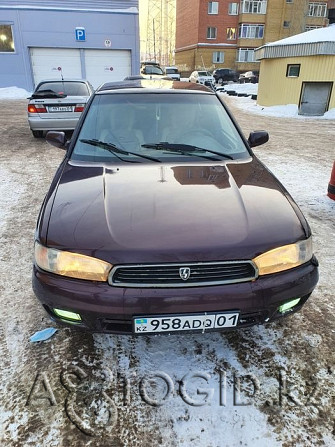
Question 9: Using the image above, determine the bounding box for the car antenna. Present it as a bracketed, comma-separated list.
[58, 66, 65, 94]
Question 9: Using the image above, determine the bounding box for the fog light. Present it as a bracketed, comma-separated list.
[53, 308, 82, 322]
[278, 298, 301, 314]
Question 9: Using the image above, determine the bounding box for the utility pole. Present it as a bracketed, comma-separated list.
[145, 0, 176, 65]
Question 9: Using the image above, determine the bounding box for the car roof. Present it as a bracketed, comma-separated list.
[96, 79, 214, 94]
[36, 79, 91, 83]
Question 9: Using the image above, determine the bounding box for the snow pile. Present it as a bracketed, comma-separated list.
[223, 94, 335, 119]
[0, 86, 31, 99]
[217, 83, 335, 119]
[218, 82, 258, 95]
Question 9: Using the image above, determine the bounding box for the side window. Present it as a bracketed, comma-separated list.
[0, 24, 15, 52]
[207, 27, 217, 39]
[208, 1, 219, 14]
[227, 27, 237, 40]
[286, 64, 300, 77]
[213, 51, 224, 63]
[228, 3, 239, 14]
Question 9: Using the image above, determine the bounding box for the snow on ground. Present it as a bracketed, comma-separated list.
[217, 83, 335, 120]
[0, 87, 31, 99]
[0, 86, 334, 446]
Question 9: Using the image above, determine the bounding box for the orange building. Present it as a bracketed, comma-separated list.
[175, 0, 330, 75]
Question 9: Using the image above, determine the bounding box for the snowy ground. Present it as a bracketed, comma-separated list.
[217, 82, 335, 120]
[0, 87, 334, 447]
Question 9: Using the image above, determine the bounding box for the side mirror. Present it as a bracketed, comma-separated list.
[248, 131, 269, 148]
[46, 131, 69, 150]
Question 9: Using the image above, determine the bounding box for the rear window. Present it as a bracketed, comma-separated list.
[166, 68, 178, 74]
[143, 66, 164, 75]
[36, 82, 90, 96]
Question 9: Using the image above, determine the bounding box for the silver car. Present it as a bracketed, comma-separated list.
[27, 79, 94, 138]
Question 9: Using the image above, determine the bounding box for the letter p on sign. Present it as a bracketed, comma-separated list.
[75, 27, 86, 41]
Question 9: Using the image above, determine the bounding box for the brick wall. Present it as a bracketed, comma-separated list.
[176, 0, 201, 48]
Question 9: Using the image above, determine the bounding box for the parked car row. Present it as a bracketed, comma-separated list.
[27, 66, 259, 138]
[188, 69, 260, 86]
[27, 62, 183, 138]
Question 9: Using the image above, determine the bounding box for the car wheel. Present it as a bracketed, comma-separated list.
[32, 130, 44, 138]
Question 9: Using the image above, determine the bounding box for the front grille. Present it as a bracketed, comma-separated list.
[109, 261, 257, 288]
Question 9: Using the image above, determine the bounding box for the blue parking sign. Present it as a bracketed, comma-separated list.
[75, 27, 86, 41]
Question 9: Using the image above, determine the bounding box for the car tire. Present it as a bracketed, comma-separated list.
[32, 130, 44, 138]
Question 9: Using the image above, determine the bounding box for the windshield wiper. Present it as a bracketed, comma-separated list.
[80, 139, 161, 163]
[142, 142, 234, 160]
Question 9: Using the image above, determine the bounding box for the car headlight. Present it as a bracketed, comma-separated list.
[34, 241, 112, 281]
[253, 237, 313, 275]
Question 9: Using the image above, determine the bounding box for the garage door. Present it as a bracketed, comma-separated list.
[84, 49, 131, 88]
[30, 48, 82, 87]
[30, 48, 131, 89]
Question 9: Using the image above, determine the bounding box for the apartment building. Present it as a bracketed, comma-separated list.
[175, 0, 330, 74]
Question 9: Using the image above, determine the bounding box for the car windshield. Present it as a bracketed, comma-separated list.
[166, 68, 178, 74]
[144, 66, 164, 75]
[198, 71, 211, 76]
[71, 92, 250, 163]
[36, 81, 90, 96]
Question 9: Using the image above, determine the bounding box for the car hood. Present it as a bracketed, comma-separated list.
[44, 158, 308, 264]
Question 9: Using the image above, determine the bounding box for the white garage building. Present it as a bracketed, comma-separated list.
[0, 0, 140, 90]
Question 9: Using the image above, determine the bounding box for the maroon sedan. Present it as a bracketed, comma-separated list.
[32, 80, 318, 334]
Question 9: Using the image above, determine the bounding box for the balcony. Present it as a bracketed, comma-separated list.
[240, 1, 267, 14]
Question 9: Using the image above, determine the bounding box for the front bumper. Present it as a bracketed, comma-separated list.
[32, 258, 318, 334]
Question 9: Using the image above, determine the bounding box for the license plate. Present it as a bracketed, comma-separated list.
[48, 106, 73, 112]
[133, 312, 239, 334]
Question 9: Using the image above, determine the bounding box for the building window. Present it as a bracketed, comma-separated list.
[241, 1, 267, 14]
[239, 24, 264, 39]
[208, 1, 219, 14]
[237, 48, 256, 62]
[213, 51, 224, 63]
[227, 27, 237, 40]
[0, 24, 15, 52]
[283, 21, 291, 27]
[286, 64, 300, 77]
[207, 27, 217, 39]
[308, 2, 327, 17]
[228, 3, 239, 15]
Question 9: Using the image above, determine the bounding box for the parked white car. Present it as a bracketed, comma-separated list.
[189, 70, 215, 86]
[164, 66, 181, 80]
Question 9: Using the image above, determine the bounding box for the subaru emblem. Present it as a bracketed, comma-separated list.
[179, 267, 191, 280]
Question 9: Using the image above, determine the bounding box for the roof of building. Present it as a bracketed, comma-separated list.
[255, 25, 335, 60]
